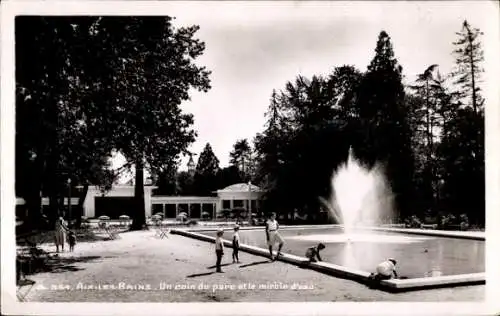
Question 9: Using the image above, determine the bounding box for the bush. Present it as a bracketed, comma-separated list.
[404, 215, 422, 228]
[438, 213, 469, 230]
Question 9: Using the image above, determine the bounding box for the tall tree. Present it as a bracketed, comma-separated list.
[93, 17, 211, 230]
[153, 164, 179, 196]
[254, 69, 355, 218]
[328, 65, 363, 122]
[254, 90, 290, 189]
[15, 17, 116, 227]
[413, 64, 439, 159]
[451, 20, 484, 116]
[408, 65, 442, 213]
[193, 143, 220, 196]
[229, 139, 253, 182]
[354, 30, 414, 219]
[451, 20, 484, 158]
[217, 166, 243, 189]
[435, 20, 485, 225]
[437, 107, 484, 224]
[177, 171, 195, 196]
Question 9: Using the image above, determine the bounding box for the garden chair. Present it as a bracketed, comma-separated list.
[16, 278, 36, 301]
[97, 220, 119, 240]
[153, 220, 169, 239]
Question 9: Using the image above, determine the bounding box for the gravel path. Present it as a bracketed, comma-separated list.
[22, 230, 484, 302]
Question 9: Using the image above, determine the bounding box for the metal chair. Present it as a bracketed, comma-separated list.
[17, 278, 36, 301]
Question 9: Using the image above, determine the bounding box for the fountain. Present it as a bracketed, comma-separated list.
[318, 147, 397, 243]
[190, 144, 485, 281]
[332, 147, 393, 231]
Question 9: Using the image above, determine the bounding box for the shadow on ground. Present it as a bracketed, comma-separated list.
[186, 272, 217, 278]
[17, 249, 105, 280]
[206, 263, 232, 269]
[239, 260, 272, 268]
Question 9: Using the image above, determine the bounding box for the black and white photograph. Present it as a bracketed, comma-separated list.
[1, 1, 499, 315]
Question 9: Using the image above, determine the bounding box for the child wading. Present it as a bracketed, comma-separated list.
[305, 243, 326, 262]
[215, 229, 225, 273]
[232, 225, 240, 263]
[68, 231, 76, 252]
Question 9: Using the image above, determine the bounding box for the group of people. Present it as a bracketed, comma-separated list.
[54, 216, 77, 253]
[213, 212, 399, 282]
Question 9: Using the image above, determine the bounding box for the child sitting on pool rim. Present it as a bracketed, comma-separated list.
[369, 258, 398, 281]
[305, 243, 326, 262]
[215, 229, 225, 273]
[232, 225, 240, 263]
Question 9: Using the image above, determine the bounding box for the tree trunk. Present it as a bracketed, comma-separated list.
[46, 149, 60, 227]
[48, 184, 60, 227]
[25, 152, 45, 228]
[130, 158, 146, 230]
[465, 22, 480, 159]
[75, 183, 89, 228]
[25, 184, 44, 230]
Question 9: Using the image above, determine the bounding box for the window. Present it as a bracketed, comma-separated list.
[190, 204, 201, 218]
[166, 204, 177, 218]
[233, 200, 244, 208]
[152, 204, 163, 216]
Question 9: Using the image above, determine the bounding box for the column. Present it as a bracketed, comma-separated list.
[188, 203, 191, 217]
[162, 204, 166, 217]
[230, 199, 234, 209]
[175, 203, 179, 216]
[213, 203, 216, 220]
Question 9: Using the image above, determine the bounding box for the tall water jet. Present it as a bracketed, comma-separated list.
[329, 147, 394, 235]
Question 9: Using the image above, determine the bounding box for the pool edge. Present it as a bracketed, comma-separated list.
[170, 228, 485, 293]
[187, 224, 485, 241]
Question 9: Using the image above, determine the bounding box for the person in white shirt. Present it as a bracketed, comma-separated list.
[265, 212, 284, 261]
[215, 229, 225, 273]
[232, 225, 240, 263]
[371, 258, 398, 281]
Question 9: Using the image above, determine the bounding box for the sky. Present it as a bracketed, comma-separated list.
[110, 1, 498, 182]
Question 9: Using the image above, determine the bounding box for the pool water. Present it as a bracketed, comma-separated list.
[197, 227, 484, 279]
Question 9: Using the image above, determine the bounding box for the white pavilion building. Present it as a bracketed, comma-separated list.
[80, 182, 263, 219]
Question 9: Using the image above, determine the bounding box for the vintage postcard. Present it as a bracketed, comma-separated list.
[1, 1, 499, 315]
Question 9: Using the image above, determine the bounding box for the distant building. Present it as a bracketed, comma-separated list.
[79, 182, 263, 219]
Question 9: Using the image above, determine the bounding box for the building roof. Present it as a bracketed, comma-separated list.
[217, 183, 262, 193]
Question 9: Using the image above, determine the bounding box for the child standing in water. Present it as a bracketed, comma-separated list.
[215, 229, 225, 273]
[232, 225, 240, 263]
